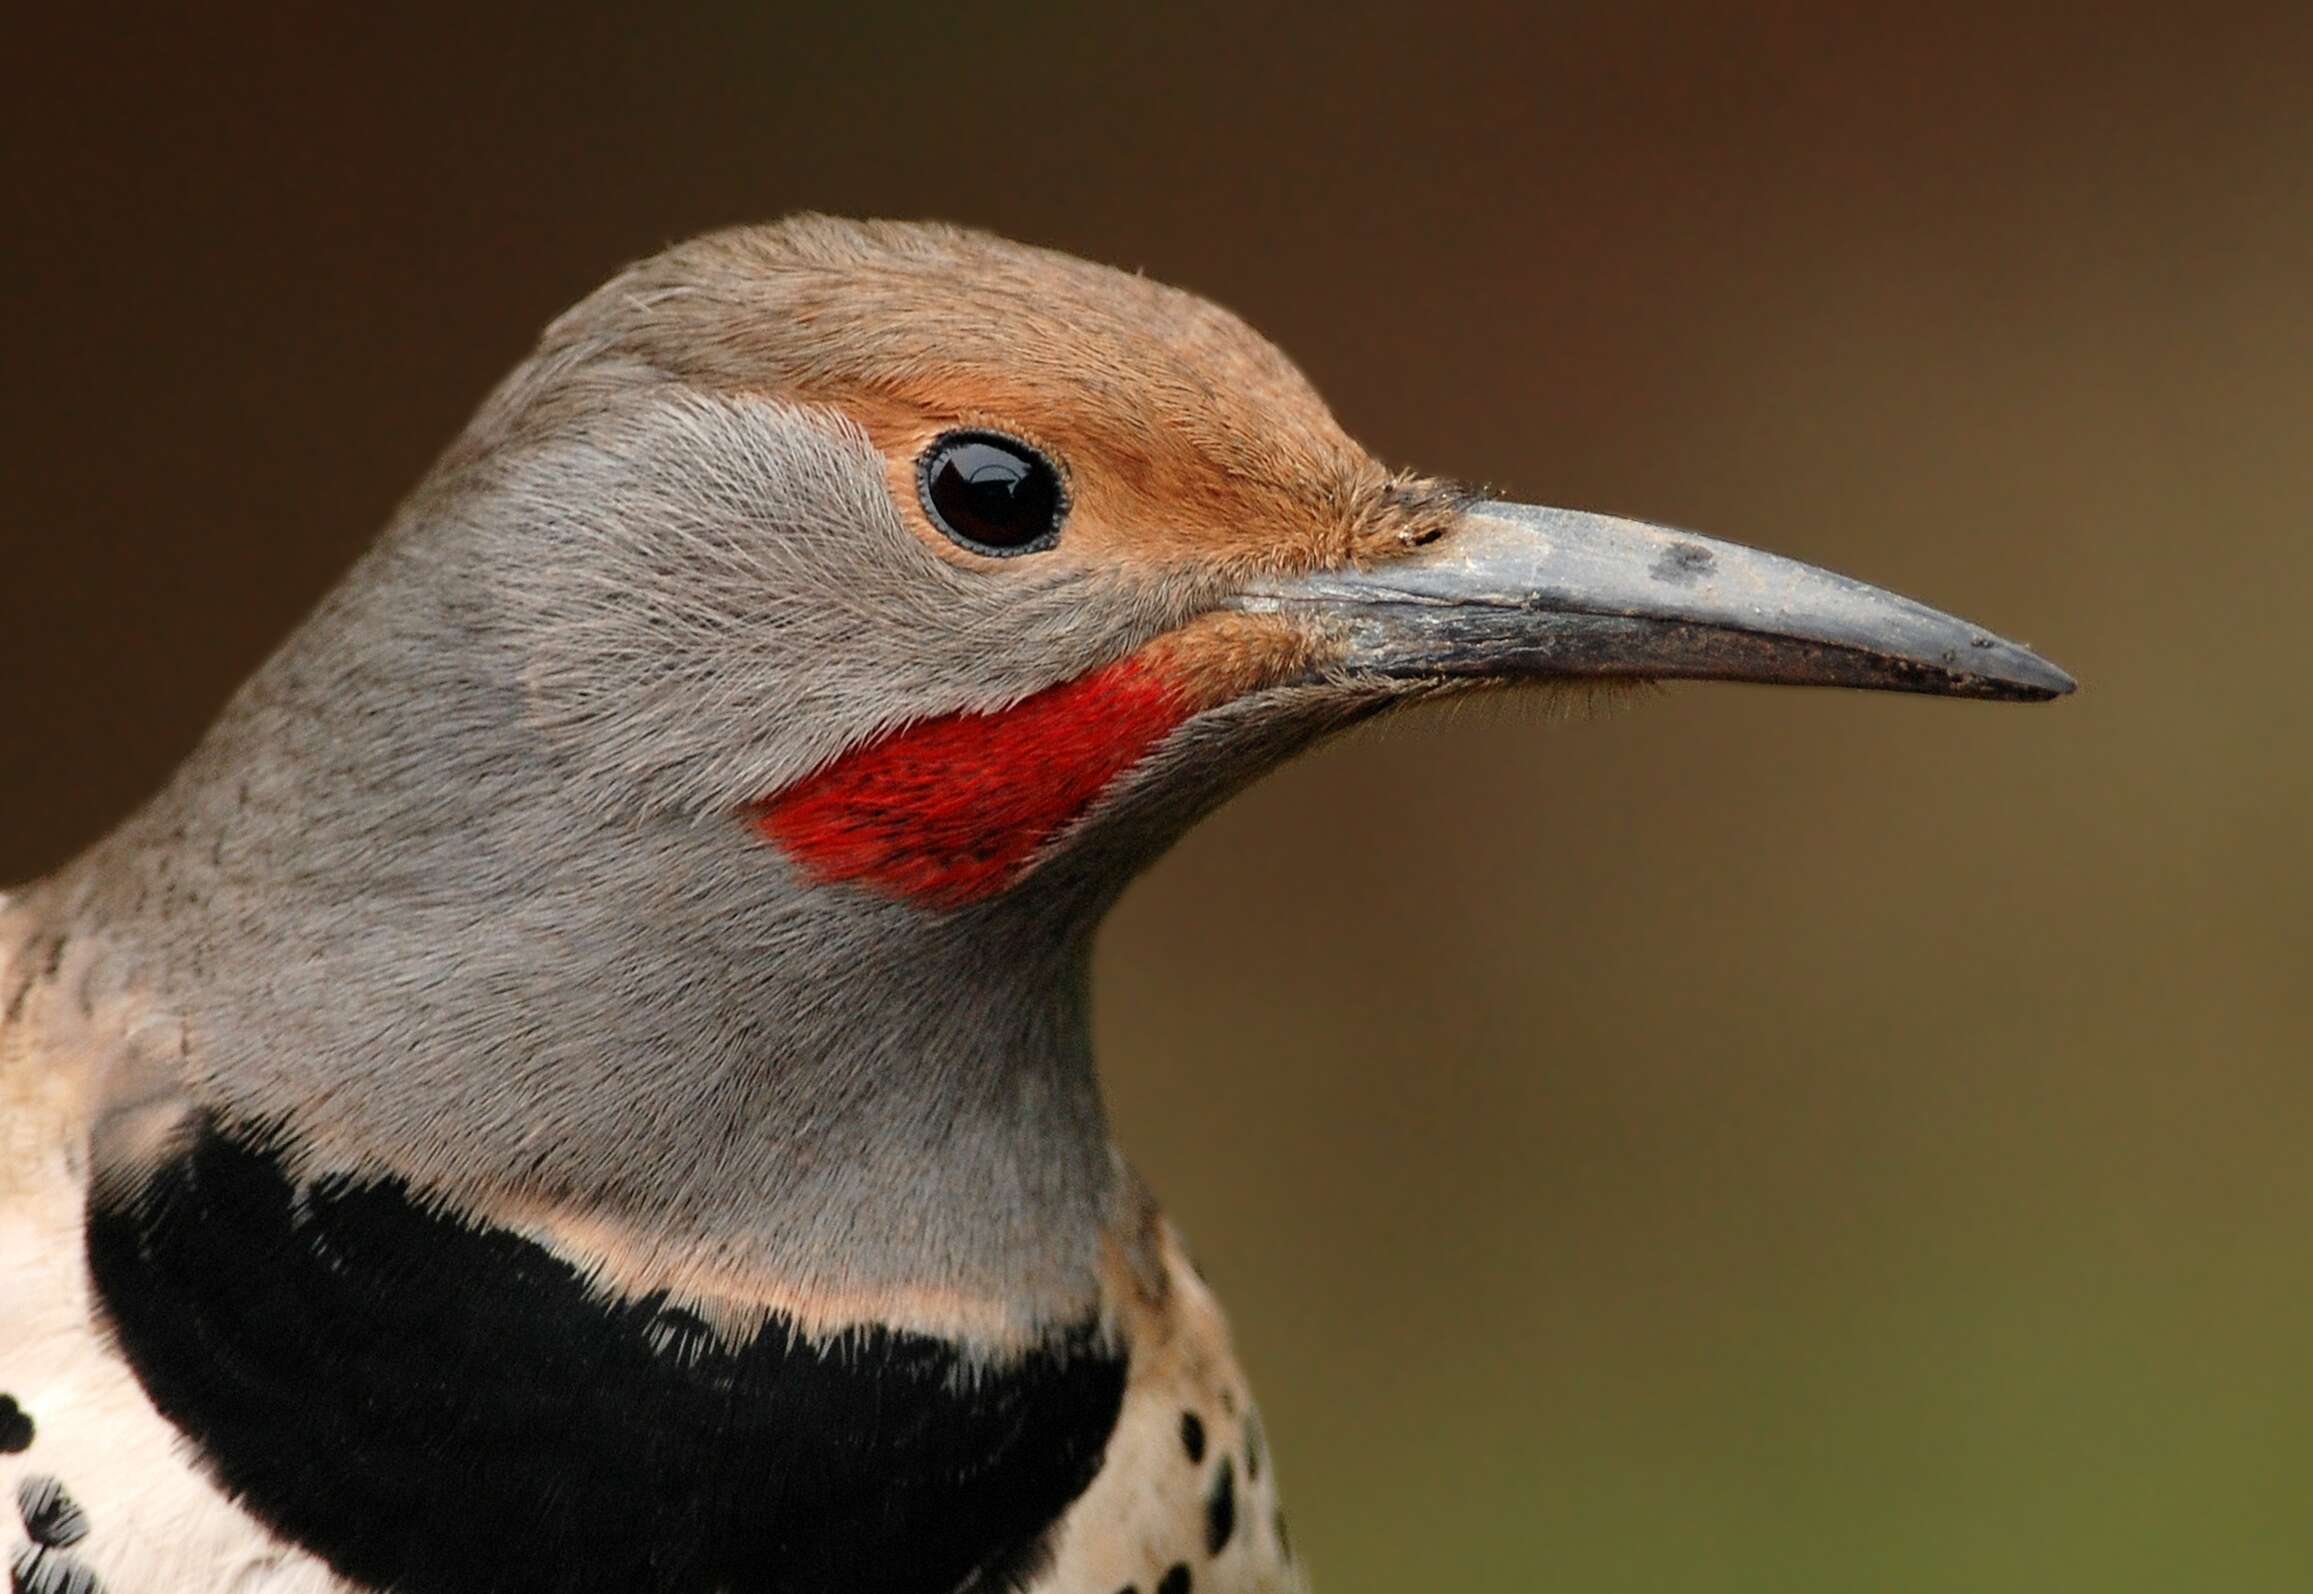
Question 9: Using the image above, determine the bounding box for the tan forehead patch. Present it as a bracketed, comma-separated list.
[555, 217, 1461, 576]
[835, 384, 1426, 577]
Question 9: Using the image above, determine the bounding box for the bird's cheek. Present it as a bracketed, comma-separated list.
[746, 613, 1316, 909]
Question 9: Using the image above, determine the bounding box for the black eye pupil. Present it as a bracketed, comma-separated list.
[919, 432, 1066, 554]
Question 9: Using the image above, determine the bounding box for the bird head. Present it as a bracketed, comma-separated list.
[421, 216, 2069, 919]
[62, 217, 2069, 1331]
[452, 218, 1461, 916]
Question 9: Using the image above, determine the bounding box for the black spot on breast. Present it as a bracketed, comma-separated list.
[1203, 1458, 1236, 1555]
[1273, 1508, 1292, 1559]
[9, 1545, 105, 1594]
[1242, 1410, 1263, 1482]
[1179, 1410, 1205, 1464]
[1156, 1565, 1191, 1594]
[85, 1115, 1127, 1594]
[15, 1477, 89, 1548]
[0, 1397, 31, 1454]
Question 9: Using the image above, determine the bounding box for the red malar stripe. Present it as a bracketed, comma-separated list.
[753, 657, 1193, 907]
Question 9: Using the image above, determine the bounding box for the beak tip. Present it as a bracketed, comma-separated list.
[1973, 639, 2077, 701]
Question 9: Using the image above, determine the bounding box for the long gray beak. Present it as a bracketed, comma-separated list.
[1232, 500, 2074, 702]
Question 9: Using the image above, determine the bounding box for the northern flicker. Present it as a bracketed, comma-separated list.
[0, 217, 2071, 1594]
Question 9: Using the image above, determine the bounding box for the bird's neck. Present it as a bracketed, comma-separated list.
[54, 686, 1128, 1349]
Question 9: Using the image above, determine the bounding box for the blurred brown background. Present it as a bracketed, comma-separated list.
[4, 4, 2307, 1587]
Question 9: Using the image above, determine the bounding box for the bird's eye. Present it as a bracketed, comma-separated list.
[916, 431, 1068, 556]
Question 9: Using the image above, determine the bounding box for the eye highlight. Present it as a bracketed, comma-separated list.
[916, 431, 1068, 556]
